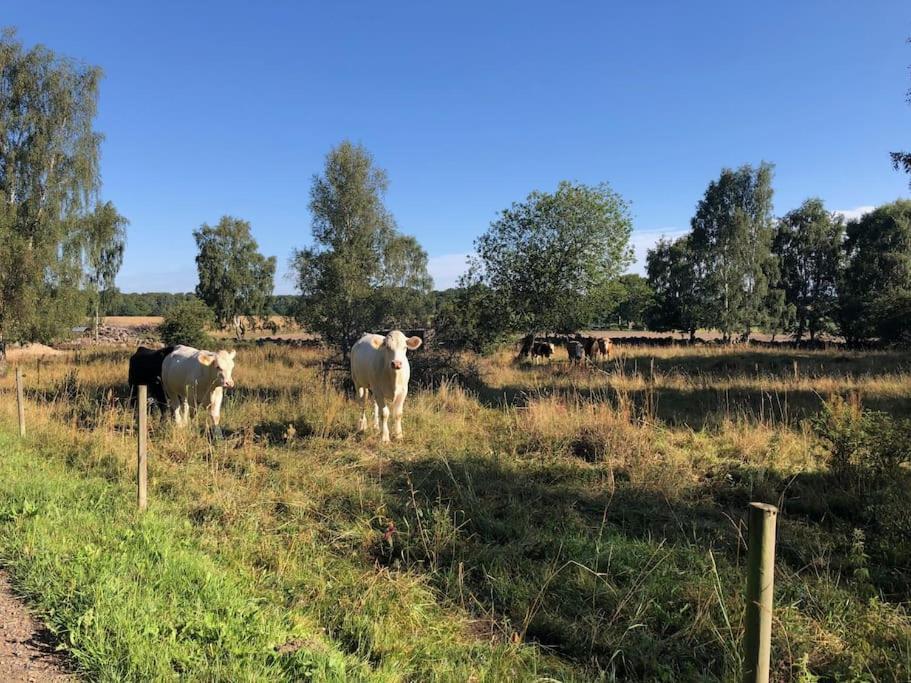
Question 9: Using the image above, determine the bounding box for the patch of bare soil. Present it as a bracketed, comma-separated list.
[0, 573, 75, 681]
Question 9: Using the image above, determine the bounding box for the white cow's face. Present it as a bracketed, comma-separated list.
[373, 331, 422, 371]
[201, 349, 236, 388]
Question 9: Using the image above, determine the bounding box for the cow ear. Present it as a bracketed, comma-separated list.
[369, 336, 384, 350]
[406, 336, 423, 350]
[198, 352, 216, 366]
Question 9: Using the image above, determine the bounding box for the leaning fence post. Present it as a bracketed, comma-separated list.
[15, 366, 25, 437]
[136, 384, 148, 511]
[743, 502, 778, 683]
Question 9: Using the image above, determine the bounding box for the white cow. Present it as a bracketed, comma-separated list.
[350, 331, 422, 442]
[161, 345, 236, 429]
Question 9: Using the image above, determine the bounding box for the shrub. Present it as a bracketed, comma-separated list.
[811, 396, 911, 492]
[159, 298, 213, 348]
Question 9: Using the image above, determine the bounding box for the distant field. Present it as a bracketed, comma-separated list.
[0, 343, 908, 680]
[103, 315, 162, 328]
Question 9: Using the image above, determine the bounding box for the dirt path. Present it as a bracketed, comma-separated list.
[0, 573, 75, 681]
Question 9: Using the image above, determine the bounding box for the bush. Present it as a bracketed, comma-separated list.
[811, 396, 911, 492]
[159, 298, 213, 348]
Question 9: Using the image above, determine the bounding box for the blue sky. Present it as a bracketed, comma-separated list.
[6, 1, 911, 292]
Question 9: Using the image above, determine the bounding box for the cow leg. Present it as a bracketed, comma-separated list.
[181, 396, 191, 427]
[357, 387, 370, 432]
[392, 392, 406, 440]
[169, 395, 183, 426]
[209, 387, 224, 439]
[379, 401, 391, 443]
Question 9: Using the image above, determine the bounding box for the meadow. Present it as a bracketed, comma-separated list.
[0, 340, 909, 681]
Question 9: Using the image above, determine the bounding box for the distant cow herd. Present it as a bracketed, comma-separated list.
[126, 329, 609, 442]
[518, 333, 613, 363]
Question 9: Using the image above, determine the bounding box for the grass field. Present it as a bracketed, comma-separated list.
[0, 342, 909, 681]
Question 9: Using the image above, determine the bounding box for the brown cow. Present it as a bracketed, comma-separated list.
[584, 336, 612, 360]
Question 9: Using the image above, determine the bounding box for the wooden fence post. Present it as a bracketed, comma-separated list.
[15, 366, 25, 437]
[743, 502, 778, 683]
[136, 385, 148, 511]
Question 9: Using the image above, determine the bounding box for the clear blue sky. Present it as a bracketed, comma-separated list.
[7, 1, 911, 292]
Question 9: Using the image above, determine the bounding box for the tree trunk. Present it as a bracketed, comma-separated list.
[94, 299, 100, 341]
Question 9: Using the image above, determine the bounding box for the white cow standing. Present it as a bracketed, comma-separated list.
[161, 345, 236, 429]
[350, 331, 422, 443]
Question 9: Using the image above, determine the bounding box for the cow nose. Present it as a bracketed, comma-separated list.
[391, 360, 402, 370]
[225, 379, 235, 388]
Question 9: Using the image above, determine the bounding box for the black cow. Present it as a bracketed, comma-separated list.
[128, 346, 175, 410]
[566, 340, 585, 363]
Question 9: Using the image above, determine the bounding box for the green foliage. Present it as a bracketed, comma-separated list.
[839, 200, 911, 344]
[811, 396, 911, 493]
[690, 163, 778, 341]
[0, 29, 102, 342]
[614, 273, 654, 329]
[646, 235, 703, 338]
[434, 270, 509, 353]
[473, 180, 633, 335]
[292, 141, 432, 352]
[194, 216, 276, 337]
[773, 199, 844, 340]
[81, 201, 128, 335]
[159, 298, 213, 348]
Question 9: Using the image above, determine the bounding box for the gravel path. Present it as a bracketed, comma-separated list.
[0, 573, 75, 682]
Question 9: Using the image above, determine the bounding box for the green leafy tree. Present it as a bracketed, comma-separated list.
[472, 181, 633, 338]
[645, 235, 704, 340]
[0, 29, 102, 343]
[194, 216, 276, 339]
[159, 298, 213, 348]
[840, 200, 911, 344]
[690, 163, 777, 342]
[772, 199, 844, 341]
[615, 273, 654, 329]
[292, 141, 432, 353]
[434, 264, 510, 353]
[82, 201, 128, 339]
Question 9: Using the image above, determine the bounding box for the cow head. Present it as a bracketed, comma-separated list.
[370, 331, 422, 371]
[199, 349, 237, 388]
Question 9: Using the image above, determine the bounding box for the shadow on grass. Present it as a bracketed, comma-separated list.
[366, 453, 911, 680]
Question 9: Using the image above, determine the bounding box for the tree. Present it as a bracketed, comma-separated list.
[772, 199, 844, 341]
[292, 141, 432, 353]
[194, 216, 276, 339]
[159, 298, 214, 348]
[82, 201, 128, 339]
[472, 181, 633, 338]
[690, 163, 777, 342]
[0, 29, 102, 343]
[614, 274, 654, 329]
[645, 236, 704, 340]
[434, 264, 510, 353]
[839, 200, 911, 344]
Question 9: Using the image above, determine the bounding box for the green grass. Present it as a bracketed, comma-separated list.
[0, 432, 350, 681]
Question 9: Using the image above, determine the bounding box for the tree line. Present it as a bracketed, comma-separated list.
[1, 28, 909, 351]
[645, 164, 911, 345]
